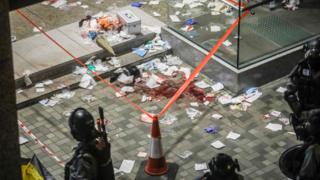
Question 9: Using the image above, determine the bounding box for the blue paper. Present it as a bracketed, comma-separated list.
[131, 2, 142, 7]
[87, 31, 97, 40]
[185, 18, 197, 25]
[204, 126, 218, 134]
[132, 48, 148, 57]
[246, 87, 257, 95]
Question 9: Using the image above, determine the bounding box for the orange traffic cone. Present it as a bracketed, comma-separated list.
[144, 115, 168, 176]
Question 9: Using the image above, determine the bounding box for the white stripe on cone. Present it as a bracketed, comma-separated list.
[149, 138, 163, 159]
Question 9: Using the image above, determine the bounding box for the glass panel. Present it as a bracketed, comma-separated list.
[167, 0, 242, 67]
[238, 0, 320, 67]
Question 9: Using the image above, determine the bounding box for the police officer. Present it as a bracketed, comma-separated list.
[65, 107, 115, 180]
[197, 153, 243, 180]
[284, 38, 320, 140]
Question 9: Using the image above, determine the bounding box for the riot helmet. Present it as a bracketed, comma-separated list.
[69, 108, 98, 142]
[208, 153, 240, 176]
[303, 38, 320, 59]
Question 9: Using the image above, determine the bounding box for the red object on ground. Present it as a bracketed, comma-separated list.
[158, 10, 250, 118]
[145, 116, 168, 175]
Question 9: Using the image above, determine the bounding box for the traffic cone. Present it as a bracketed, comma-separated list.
[144, 115, 168, 176]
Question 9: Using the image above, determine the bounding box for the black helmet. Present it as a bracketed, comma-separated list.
[303, 38, 320, 59]
[208, 153, 240, 176]
[69, 108, 97, 142]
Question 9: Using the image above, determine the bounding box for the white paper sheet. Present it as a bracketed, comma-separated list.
[212, 113, 223, 120]
[186, 108, 202, 120]
[195, 163, 208, 171]
[121, 86, 135, 93]
[190, 102, 199, 107]
[79, 74, 96, 89]
[211, 140, 225, 149]
[174, 3, 185, 8]
[149, 0, 160, 5]
[43, 80, 53, 85]
[279, 117, 290, 125]
[137, 152, 147, 158]
[19, 136, 29, 145]
[218, 94, 232, 105]
[152, 12, 161, 16]
[179, 67, 191, 78]
[265, 123, 283, 131]
[170, 15, 181, 22]
[36, 88, 45, 93]
[195, 81, 210, 89]
[119, 160, 135, 173]
[223, 40, 232, 47]
[270, 110, 281, 117]
[245, 91, 262, 103]
[276, 86, 287, 93]
[211, 82, 224, 92]
[35, 83, 44, 88]
[177, 150, 193, 159]
[210, 25, 221, 32]
[226, 131, 241, 140]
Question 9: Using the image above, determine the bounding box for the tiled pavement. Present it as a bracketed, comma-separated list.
[18, 69, 298, 180]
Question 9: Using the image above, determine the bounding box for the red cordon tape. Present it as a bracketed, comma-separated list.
[158, 10, 250, 118]
[18, 120, 65, 167]
[15, 9, 153, 119]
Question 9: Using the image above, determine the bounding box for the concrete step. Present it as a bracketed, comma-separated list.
[16, 49, 171, 109]
[14, 30, 156, 89]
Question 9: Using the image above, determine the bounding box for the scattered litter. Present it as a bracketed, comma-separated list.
[33, 27, 43, 33]
[152, 12, 161, 17]
[119, 160, 135, 173]
[39, 98, 59, 107]
[174, 3, 185, 8]
[212, 113, 223, 120]
[141, 94, 148, 102]
[132, 48, 148, 57]
[226, 131, 241, 140]
[16, 89, 23, 94]
[270, 110, 281, 117]
[11, 36, 17, 42]
[186, 108, 202, 120]
[195, 163, 208, 171]
[190, 102, 199, 107]
[63, 111, 72, 117]
[160, 114, 177, 125]
[288, 132, 296, 135]
[231, 102, 251, 111]
[194, 81, 210, 89]
[218, 94, 232, 105]
[131, 2, 143, 7]
[117, 73, 134, 85]
[211, 140, 225, 149]
[210, 25, 221, 32]
[79, 74, 96, 90]
[279, 117, 290, 126]
[115, 92, 124, 97]
[35, 83, 44, 88]
[80, 4, 89, 9]
[185, 18, 197, 25]
[211, 11, 221, 16]
[166, 55, 183, 66]
[266, 123, 283, 131]
[120, 86, 135, 94]
[223, 40, 232, 47]
[149, 0, 160, 5]
[204, 125, 219, 134]
[137, 152, 147, 158]
[263, 114, 271, 120]
[276, 86, 287, 93]
[43, 80, 53, 85]
[81, 95, 97, 103]
[50, 0, 67, 8]
[145, 75, 161, 88]
[109, 57, 121, 68]
[19, 136, 29, 145]
[179, 67, 191, 78]
[140, 113, 153, 123]
[36, 88, 45, 93]
[245, 90, 262, 103]
[55, 90, 75, 99]
[177, 150, 193, 159]
[211, 82, 224, 92]
[73, 66, 87, 75]
[169, 15, 181, 22]
[23, 70, 32, 87]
